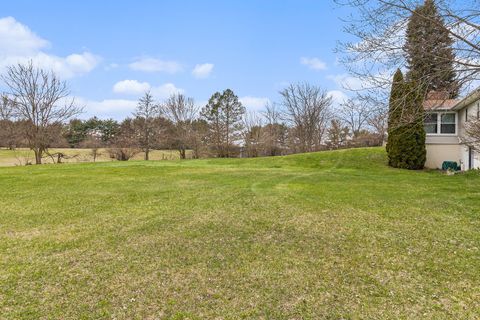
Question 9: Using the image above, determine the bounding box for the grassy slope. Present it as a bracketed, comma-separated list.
[0, 147, 479, 319]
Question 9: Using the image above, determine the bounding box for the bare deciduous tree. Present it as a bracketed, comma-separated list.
[79, 134, 103, 162]
[279, 83, 332, 153]
[161, 94, 199, 159]
[339, 99, 372, 138]
[464, 118, 480, 152]
[368, 108, 388, 143]
[327, 118, 350, 149]
[133, 91, 159, 160]
[1, 62, 81, 164]
[242, 111, 264, 157]
[0, 95, 13, 120]
[192, 120, 209, 158]
[0, 95, 20, 149]
[262, 103, 287, 156]
[109, 118, 141, 161]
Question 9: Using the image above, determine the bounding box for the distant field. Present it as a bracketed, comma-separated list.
[0, 148, 189, 166]
[0, 147, 479, 319]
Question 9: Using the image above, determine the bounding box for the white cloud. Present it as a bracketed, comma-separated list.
[64, 53, 99, 73]
[129, 57, 183, 73]
[0, 17, 100, 78]
[327, 73, 364, 91]
[327, 90, 349, 107]
[192, 63, 214, 79]
[150, 83, 184, 98]
[300, 57, 327, 71]
[112, 79, 184, 99]
[0, 52, 100, 79]
[113, 80, 151, 95]
[0, 16, 49, 55]
[79, 98, 138, 120]
[239, 96, 270, 112]
[82, 83, 184, 119]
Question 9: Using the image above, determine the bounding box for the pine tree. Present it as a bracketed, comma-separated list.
[388, 78, 426, 169]
[201, 89, 245, 157]
[386, 69, 404, 166]
[404, 0, 459, 98]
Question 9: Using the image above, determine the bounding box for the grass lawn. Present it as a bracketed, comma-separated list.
[0, 147, 479, 319]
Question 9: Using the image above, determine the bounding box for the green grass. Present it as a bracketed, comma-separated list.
[0, 147, 479, 319]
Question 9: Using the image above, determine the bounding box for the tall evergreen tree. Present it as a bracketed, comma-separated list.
[201, 89, 245, 157]
[404, 0, 459, 98]
[388, 77, 427, 169]
[386, 69, 404, 166]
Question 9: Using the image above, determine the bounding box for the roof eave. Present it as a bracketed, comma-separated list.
[425, 108, 457, 112]
[453, 87, 480, 110]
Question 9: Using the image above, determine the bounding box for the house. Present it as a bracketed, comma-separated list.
[424, 88, 480, 170]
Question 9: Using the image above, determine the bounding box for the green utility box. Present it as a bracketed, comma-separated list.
[442, 161, 460, 171]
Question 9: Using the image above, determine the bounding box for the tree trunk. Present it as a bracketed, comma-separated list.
[145, 148, 149, 161]
[33, 148, 42, 164]
[179, 147, 186, 159]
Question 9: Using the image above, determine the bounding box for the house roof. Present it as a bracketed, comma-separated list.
[426, 91, 451, 100]
[453, 86, 480, 110]
[423, 99, 459, 111]
[423, 87, 480, 112]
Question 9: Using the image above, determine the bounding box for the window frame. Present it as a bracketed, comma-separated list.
[424, 113, 438, 134]
[425, 111, 457, 136]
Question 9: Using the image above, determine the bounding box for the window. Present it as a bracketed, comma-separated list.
[441, 113, 456, 134]
[424, 112, 456, 135]
[424, 113, 438, 134]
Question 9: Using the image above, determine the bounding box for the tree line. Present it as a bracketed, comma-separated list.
[1, 1, 478, 168]
[0, 63, 386, 165]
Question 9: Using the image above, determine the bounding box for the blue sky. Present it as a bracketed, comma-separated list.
[1, 0, 355, 119]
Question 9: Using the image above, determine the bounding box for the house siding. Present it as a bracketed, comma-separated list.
[460, 145, 480, 170]
[424, 110, 461, 169]
[458, 99, 480, 170]
[425, 144, 461, 169]
[424, 91, 480, 170]
[425, 135, 459, 145]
